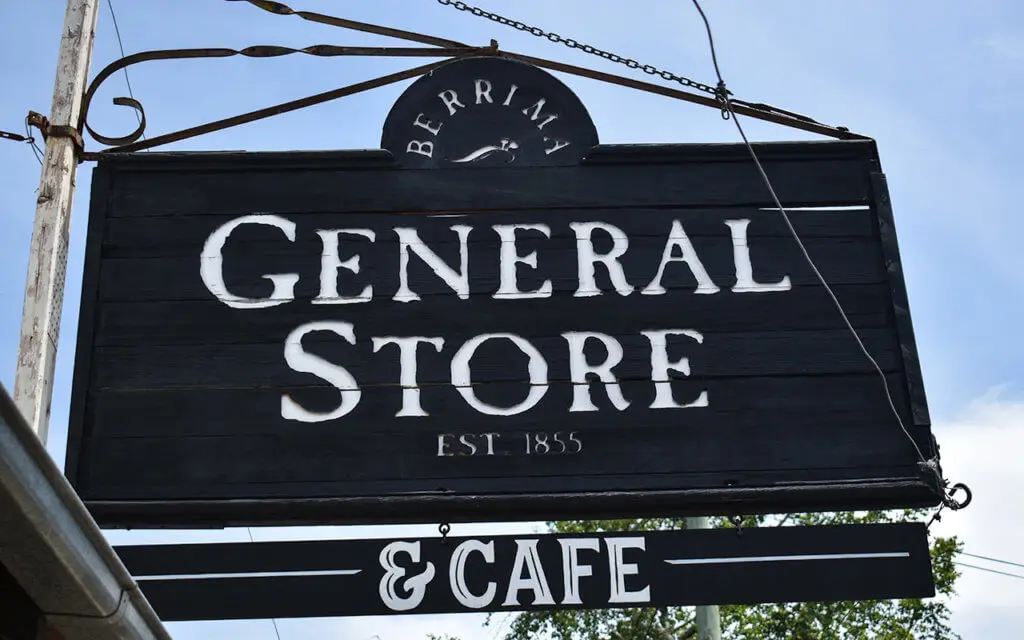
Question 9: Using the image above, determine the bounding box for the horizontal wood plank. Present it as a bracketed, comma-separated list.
[95, 237, 885, 303]
[101, 207, 876, 259]
[87, 373, 910, 438]
[93, 283, 894, 347]
[89, 328, 900, 390]
[105, 156, 872, 219]
[117, 524, 933, 620]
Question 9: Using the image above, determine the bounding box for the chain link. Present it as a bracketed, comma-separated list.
[436, 0, 722, 96]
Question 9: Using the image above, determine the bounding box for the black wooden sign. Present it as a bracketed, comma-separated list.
[116, 523, 934, 621]
[68, 57, 940, 527]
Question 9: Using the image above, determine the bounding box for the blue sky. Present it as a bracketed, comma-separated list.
[2, 1, 1023, 638]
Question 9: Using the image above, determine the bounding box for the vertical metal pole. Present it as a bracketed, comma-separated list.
[686, 516, 723, 640]
[14, 0, 100, 444]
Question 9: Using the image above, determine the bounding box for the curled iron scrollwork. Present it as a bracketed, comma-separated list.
[78, 44, 490, 155]
[71, 0, 861, 159]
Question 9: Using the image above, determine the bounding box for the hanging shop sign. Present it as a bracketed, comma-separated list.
[67, 56, 941, 527]
[116, 523, 934, 621]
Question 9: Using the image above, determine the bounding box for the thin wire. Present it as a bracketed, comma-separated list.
[106, 0, 145, 138]
[688, 0, 929, 469]
[247, 528, 284, 640]
[688, 0, 724, 87]
[25, 117, 43, 165]
[955, 562, 1024, 581]
[959, 551, 1024, 570]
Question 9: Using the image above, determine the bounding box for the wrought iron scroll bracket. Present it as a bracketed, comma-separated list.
[75, 1, 866, 159]
[78, 44, 494, 159]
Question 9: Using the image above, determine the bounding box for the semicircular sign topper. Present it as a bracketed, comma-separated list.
[381, 56, 599, 168]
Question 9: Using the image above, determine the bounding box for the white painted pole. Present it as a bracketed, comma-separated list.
[686, 516, 723, 640]
[14, 0, 100, 444]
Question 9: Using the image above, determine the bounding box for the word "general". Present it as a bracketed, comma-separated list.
[199, 215, 791, 308]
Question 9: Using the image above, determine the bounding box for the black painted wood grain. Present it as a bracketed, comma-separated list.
[87, 373, 910, 438]
[101, 207, 877, 257]
[67, 141, 941, 527]
[116, 524, 934, 621]
[89, 329, 901, 389]
[93, 284, 893, 347]
[95, 225, 885, 303]
[103, 153, 872, 218]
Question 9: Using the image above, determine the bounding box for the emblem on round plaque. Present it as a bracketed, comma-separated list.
[381, 56, 599, 168]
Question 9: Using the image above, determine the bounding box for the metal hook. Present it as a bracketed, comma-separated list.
[439, 522, 451, 545]
[944, 482, 972, 510]
[715, 80, 731, 120]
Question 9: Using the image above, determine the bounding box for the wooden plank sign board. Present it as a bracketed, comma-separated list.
[116, 523, 935, 621]
[67, 57, 941, 527]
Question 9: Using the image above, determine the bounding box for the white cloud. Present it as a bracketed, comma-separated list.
[932, 390, 1024, 637]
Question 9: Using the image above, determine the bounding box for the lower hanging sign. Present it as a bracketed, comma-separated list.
[116, 523, 934, 621]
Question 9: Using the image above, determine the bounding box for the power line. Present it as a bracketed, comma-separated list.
[105, 0, 145, 135]
[959, 551, 1024, 571]
[955, 561, 1024, 581]
[687, 0, 945, 491]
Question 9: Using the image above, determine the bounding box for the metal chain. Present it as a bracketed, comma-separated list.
[436, 0, 723, 96]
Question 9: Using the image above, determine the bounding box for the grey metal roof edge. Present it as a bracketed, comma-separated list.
[0, 384, 171, 640]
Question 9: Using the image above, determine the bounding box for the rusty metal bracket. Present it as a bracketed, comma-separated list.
[0, 130, 33, 143]
[78, 47, 493, 159]
[71, 0, 865, 159]
[23, 111, 85, 154]
[45, 125, 85, 151]
[228, 0, 468, 48]
[502, 52, 865, 141]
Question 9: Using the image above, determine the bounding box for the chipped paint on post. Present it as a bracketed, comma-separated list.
[14, 0, 99, 443]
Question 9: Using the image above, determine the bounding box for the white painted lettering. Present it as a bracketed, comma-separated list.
[451, 334, 548, 416]
[543, 136, 571, 155]
[726, 219, 791, 293]
[372, 336, 444, 417]
[502, 539, 555, 606]
[570, 221, 634, 297]
[379, 541, 435, 611]
[641, 329, 709, 409]
[502, 84, 518, 106]
[412, 112, 443, 136]
[562, 332, 630, 412]
[437, 433, 453, 456]
[200, 214, 298, 309]
[492, 223, 553, 299]
[606, 537, 651, 604]
[482, 432, 499, 455]
[314, 229, 375, 305]
[407, 140, 434, 157]
[559, 538, 600, 605]
[459, 434, 478, 455]
[438, 89, 466, 116]
[450, 540, 497, 609]
[521, 98, 559, 129]
[281, 322, 361, 423]
[394, 225, 473, 302]
[474, 79, 494, 104]
[642, 220, 719, 296]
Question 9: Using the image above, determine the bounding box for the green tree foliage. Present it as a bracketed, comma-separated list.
[439, 510, 961, 640]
